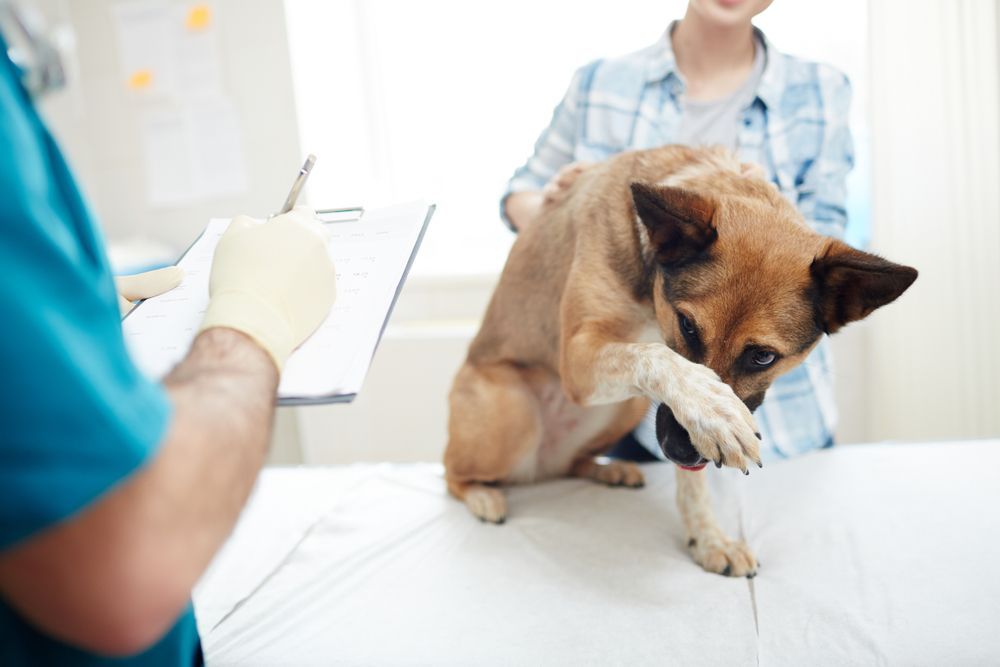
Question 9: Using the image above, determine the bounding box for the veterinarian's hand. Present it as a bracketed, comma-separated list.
[542, 161, 594, 207]
[199, 207, 336, 371]
[666, 354, 762, 474]
[116, 266, 185, 317]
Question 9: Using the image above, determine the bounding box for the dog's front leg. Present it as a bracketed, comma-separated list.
[561, 329, 762, 472]
[676, 467, 757, 577]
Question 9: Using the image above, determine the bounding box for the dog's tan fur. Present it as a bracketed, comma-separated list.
[444, 145, 916, 576]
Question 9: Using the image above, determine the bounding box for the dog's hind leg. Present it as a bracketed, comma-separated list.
[569, 398, 650, 488]
[676, 467, 758, 578]
[570, 457, 645, 488]
[444, 362, 543, 524]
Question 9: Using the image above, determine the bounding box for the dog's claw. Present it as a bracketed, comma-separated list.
[714, 458, 722, 469]
[754, 432, 762, 440]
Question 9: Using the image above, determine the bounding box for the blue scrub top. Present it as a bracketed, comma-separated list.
[0, 39, 201, 665]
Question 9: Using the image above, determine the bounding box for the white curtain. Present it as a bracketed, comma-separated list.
[867, 0, 1000, 441]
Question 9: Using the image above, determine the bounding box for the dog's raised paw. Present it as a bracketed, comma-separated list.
[689, 536, 758, 578]
[464, 485, 507, 524]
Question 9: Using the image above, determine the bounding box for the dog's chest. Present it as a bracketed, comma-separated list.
[506, 381, 621, 484]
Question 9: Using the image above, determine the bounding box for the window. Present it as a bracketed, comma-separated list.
[284, 0, 869, 278]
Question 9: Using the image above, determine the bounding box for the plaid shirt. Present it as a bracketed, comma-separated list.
[502, 27, 854, 461]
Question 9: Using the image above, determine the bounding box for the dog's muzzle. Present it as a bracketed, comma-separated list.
[655, 404, 708, 470]
[656, 393, 764, 470]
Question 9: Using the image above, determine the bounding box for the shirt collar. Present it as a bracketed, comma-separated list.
[645, 23, 783, 110]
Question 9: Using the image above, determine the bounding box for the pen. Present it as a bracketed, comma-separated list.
[278, 154, 317, 214]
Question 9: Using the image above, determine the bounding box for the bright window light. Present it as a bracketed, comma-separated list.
[284, 0, 868, 277]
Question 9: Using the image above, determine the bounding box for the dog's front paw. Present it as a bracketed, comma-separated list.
[688, 534, 758, 578]
[668, 360, 762, 473]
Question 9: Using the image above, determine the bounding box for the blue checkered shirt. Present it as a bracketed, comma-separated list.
[502, 28, 854, 461]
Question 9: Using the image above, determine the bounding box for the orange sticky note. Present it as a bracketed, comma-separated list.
[185, 5, 211, 31]
[128, 69, 153, 90]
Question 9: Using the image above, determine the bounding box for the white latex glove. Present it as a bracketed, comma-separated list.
[116, 266, 185, 318]
[198, 207, 336, 371]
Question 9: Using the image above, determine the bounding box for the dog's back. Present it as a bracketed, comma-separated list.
[468, 145, 758, 369]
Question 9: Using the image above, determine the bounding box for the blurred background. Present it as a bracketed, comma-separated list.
[25, 0, 1000, 464]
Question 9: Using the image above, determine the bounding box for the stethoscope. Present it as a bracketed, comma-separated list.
[0, 0, 67, 99]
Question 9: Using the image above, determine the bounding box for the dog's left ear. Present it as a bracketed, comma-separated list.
[810, 239, 918, 334]
[630, 183, 717, 267]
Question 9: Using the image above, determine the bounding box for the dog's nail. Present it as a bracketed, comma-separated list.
[747, 571, 757, 579]
[721, 564, 732, 577]
[743, 468, 750, 476]
[756, 459, 764, 468]
[688, 538, 697, 548]
[496, 517, 506, 525]
[714, 458, 723, 469]
[754, 432, 762, 440]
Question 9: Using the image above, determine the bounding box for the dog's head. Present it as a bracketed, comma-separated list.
[630, 178, 917, 468]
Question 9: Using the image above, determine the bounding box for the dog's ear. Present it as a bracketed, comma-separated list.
[630, 183, 717, 267]
[810, 239, 918, 334]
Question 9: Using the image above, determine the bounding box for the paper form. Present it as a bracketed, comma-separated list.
[122, 202, 433, 404]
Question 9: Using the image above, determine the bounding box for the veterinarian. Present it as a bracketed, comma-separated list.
[503, 0, 851, 462]
[0, 6, 335, 665]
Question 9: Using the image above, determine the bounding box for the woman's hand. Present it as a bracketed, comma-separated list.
[541, 161, 594, 206]
[506, 161, 595, 232]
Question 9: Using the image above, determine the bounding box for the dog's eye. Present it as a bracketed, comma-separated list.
[679, 315, 696, 337]
[750, 350, 777, 367]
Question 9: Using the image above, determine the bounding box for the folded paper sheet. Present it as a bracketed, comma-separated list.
[123, 202, 433, 403]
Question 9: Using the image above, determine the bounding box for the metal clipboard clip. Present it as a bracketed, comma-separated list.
[316, 207, 365, 223]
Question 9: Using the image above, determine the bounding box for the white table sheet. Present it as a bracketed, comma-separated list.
[194, 441, 1000, 666]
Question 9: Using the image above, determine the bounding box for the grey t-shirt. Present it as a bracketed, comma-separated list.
[675, 37, 766, 150]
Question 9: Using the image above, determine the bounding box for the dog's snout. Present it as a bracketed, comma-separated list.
[743, 392, 765, 413]
[655, 404, 704, 467]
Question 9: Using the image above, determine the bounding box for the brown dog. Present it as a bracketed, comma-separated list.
[444, 145, 916, 576]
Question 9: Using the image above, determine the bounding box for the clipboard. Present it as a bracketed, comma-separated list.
[122, 202, 435, 405]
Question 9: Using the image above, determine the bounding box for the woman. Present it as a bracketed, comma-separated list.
[501, 0, 853, 461]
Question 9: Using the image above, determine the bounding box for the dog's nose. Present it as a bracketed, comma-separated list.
[743, 392, 765, 413]
[655, 403, 706, 467]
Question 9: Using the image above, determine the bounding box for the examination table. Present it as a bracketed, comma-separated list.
[193, 440, 1000, 665]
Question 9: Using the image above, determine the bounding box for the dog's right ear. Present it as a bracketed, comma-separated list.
[630, 183, 717, 267]
[810, 239, 918, 334]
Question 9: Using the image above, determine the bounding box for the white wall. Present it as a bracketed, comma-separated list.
[34, 0, 306, 460]
[866, 0, 1000, 441]
[36, 0, 303, 248]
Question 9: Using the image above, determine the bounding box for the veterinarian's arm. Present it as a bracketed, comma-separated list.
[0, 211, 335, 656]
[796, 69, 853, 240]
[501, 64, 594, 231]
[0, 329, 279, 655]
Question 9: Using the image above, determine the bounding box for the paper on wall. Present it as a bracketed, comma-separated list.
[112, 0, 224, 97]
[114, 0, 246, 206]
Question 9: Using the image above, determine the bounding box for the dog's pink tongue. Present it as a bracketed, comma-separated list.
[678, 463, 708, 471]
